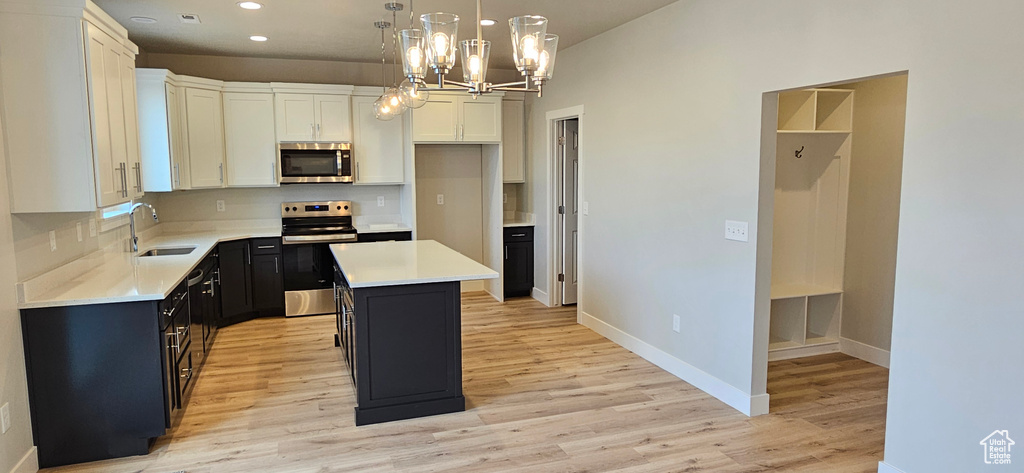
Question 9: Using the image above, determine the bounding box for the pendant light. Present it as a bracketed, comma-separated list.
[372, 20, 398, 121]
[398, 1, 428, 109]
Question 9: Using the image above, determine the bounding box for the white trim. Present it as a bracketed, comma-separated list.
[877, 461, 906, 473]
[10, 446, 38, 473]
[545, 106, 585, 308]
[840, 337, 891, 368]
[768, 342, 840, 362]
[531, 287, 550, 307]
[581, 311, 769, 417]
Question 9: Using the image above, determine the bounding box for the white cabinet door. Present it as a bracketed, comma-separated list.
[460, 96, 501, 143]
[314, 95, 352, 142]
[274, 93, 316, 141]
[85, 23, 132, 207]
[185, 88, 226, 188]
[352, 96, 404, 185]
[502, 100, 525, 183]
[224, 93, 278, 187]
[412, 96, 459, 142]
[121, 52, 144, 198]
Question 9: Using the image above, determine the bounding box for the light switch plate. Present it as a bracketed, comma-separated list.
[672, 314, 680, 333]
[436, 194, 444, 205]
[76, 222, 83, 242]
[216, 200, 226, 212]
[377, 196, 385, 207]
[725, 220, 749, 242]
[1, 402, 10, 434]
[89, 219, 97, 238]
[48, 230, 57, 252]
[582, 202, 589, 216]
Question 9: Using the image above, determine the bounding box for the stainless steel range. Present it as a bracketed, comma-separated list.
[281, 201, 357, 317]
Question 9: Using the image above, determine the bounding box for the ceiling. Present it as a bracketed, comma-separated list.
[93, 0, 678, 70]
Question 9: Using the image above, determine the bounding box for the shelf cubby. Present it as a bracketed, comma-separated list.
[778, 90, 816, 131]
[776, 88, 854, 133]
[814, 89, 854, 132]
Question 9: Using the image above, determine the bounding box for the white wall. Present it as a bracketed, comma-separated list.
[841, 75, 908, 353]
[0, 85, 36, 473]
[525, 1, 1024, 471]
[152, 185, 403, 223]
[414, 145, 484, 263]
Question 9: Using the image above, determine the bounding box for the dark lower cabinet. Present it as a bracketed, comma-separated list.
[218, 240, 253, 326]
[252, 253, 284, 317]
[22, 282, 188, 468]
[503, 226, 535, 297]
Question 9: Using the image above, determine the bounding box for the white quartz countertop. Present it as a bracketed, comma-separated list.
[18, 226, 281, 310]
[353, 223, 414, 234]
[331, 240, 498, 288]
[502, 221, 535, 228]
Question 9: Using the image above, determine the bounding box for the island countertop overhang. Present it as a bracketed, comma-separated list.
[330, 240, 498, 289]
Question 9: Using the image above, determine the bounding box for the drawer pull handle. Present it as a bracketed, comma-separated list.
[511, 233, 526, 237]
[257, 245, 276, 249]
[180, 367, 193, 379]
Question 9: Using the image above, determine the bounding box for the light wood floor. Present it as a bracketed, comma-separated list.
[44, 293, 888, 473]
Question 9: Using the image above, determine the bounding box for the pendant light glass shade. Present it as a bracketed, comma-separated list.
[535, 34, 559, 81]
[459, 39, 490, 85]
[373, 95, 397, 120]
[420, 13, 459, 74]
[385, 87, 407, 114]
[399, 79, 429, 108]
[400, 29, 426, 80]
[509, 15, 547, 74]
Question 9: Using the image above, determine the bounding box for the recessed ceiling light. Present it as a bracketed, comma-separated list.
[238, 2, 263, 10]
[480, 19, 496, 26]
[130, 16, 158, 24]
[249, 35, 269, 42]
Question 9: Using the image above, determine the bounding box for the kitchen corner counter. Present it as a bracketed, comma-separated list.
[17, 226, 281, 310]
[330, 240, 497, 289]
[502, 221, 535, 228]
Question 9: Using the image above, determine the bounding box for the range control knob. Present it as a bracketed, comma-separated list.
[337, 206, 342, 210]
[344, 205, 349, 210]
[284, 207, 289, 212]
[292, 207, 298, 211]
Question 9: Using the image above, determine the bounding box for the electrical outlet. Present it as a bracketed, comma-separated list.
[436, 194, 444, 205]
[503, 193, 507, 204]
[76, 222, 83, 242]
[89, 219, 97, 238]
[725, 220, 749, 242]
[216, 200, 226, 212]
[377, 196, 386, 207]
[582, 202, 589, 216]
[672, 314, 680, 333]
[1, 402, 10, 434]
[48, 230, 57, 252]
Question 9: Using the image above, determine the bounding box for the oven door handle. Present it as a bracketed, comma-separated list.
[282, 234, 358, 245]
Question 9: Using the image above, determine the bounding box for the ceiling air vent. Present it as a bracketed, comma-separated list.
[179, 14, 201, 24]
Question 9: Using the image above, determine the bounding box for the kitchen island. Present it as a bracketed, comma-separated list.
[330, 240, 498, 425]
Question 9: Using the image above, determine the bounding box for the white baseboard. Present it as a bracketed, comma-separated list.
[877, 461, 906, 473]
[840, 337, 891, 368]
[10, 447, 38, 473]
[531, 287, 550, 306]
[580, 311, 769, 417]
[768, 342, 840, 362]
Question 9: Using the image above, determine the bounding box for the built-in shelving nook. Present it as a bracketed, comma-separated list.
[769, 88, 853, 360]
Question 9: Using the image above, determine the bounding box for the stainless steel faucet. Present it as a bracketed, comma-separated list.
[129, 202, 159, 253]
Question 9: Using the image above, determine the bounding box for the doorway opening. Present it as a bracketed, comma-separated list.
[556, 118, 579, 306]
[755, 72, 909, 414]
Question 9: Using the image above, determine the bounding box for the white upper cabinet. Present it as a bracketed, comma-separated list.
[351, 95, 404, 185]
[121, 51, 144, 199]
[274, 93, 316, 141]
[412, 93, 502, 143]
[184, 88, 226, 188]
[137, 70, 195, 192]
[502, 99, 526, 183]
[0, 2, 140, 212]
[315, 95, 353, 142]
[223, 92, 278, 187]
[274, 91, 352, 142]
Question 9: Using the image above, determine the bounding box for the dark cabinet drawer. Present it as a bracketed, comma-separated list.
[251, 238, 282, 255]
[503, 226, 534, 242]
[158, 280, 189, 330]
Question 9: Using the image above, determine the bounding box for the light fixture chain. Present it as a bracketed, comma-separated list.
[380, 22, 387, 94]
[392, 9, 400, 87]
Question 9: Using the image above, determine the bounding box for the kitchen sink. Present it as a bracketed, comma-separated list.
[139, 246, 197, 257]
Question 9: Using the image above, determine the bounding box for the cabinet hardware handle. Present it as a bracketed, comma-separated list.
[317, 123, 321, 141]
[333, 282, 338, 303]
[180, 367, 193, 379]
[310, 123, 315, 140]
[219, 163, 224, 183]
[356, 162, 360, 181]
[163, 306, 175, 318]
[271, 162, 276, 183]
[174, 163, 180, 187]
[505, 246, 508, 260]
[274, 256, 279, 274]
[257, 245, 275, 249]
[116, 163, 126, 198]
[168, 332, 180, 351]
[246, 245, 251, 265]
[512, 233, 526, 237]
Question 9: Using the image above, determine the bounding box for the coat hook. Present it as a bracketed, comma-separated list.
[795, 146, 804, 159]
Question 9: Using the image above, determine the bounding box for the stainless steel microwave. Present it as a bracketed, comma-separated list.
[279, 142, 353, 184]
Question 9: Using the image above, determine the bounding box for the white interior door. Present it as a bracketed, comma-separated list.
[560, 119, 580, 305]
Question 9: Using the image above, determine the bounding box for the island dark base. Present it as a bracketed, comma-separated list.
[336, 277, 466, 426]
[355, 395, 465, 426]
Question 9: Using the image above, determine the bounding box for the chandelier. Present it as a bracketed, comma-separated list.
[373, 0, 559, 121]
